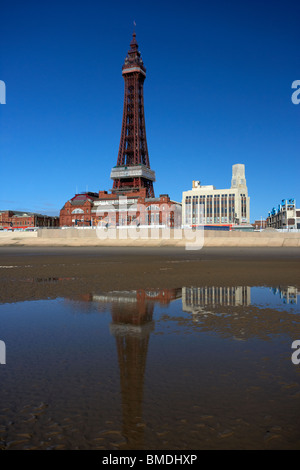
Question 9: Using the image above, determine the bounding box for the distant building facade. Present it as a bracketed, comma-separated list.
[182, 164, 250, 227]
[0, 210, 59, 230]
[252, 219, 268, 230]
[267, 199, 300, 229]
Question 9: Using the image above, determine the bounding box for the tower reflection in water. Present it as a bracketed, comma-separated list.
[92, 288, 181, 449]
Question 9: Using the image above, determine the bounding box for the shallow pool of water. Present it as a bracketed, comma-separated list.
[0, 286, 299, 449]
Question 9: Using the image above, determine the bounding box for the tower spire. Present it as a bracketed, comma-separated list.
[129, 31, 138, 53]
[110, 31, 155, 197]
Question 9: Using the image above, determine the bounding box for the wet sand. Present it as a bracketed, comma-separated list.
[0, 246, 300, 450]
[0, 246, 299, 303]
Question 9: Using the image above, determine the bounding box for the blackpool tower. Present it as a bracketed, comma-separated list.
[110, 31, 155, 197]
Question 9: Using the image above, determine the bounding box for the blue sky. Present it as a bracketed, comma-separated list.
[0, 0, 299, 222]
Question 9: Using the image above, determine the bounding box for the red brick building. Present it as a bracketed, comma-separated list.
[60, 189, 181, 228]
[252, 219, 267, 230]
[59, 193, 98, 227]
[0, 210, 59, 230]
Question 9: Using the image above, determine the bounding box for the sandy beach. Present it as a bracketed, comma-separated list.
[0, 246, 299, 304]
[1, 245, 300, 450]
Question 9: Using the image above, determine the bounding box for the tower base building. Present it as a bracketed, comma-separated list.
[182, 164, 250, 228]
[60, 190, 181, 228]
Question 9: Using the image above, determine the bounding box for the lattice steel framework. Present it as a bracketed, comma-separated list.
[112, 32, 155, 197]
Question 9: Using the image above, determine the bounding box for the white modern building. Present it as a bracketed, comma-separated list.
[182, 286, 251, 316]
[182, 164, 250, 227]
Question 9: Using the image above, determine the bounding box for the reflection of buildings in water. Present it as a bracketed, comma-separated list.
[182, 286, 251, 316]
[270, 286, 299, 304]
[92, 288, 181, 450]
[92, 288, 182, 330]
[93, 288, 182, 307]
[94, 290, 155, 327]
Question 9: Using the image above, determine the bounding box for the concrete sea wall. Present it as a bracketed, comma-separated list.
[34, 228, 300, 247]
[0, 228, 299, 247]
